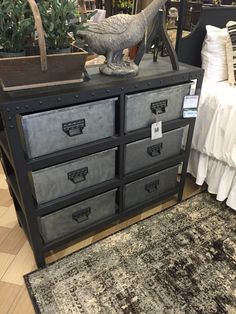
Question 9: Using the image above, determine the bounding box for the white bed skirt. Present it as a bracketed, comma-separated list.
[188, 149, 236, 210]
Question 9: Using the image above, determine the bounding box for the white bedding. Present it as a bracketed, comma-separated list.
[187, 79, 236, 210]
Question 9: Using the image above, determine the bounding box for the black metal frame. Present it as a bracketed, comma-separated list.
[0, 56, 203, 267]
[134, 9, 179, 71]
[176, 5, 236, 66]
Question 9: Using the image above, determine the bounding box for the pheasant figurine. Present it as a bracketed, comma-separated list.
[78, 0, 167, 76]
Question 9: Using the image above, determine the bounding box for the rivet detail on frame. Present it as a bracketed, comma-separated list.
[57, 97, 62, 102]
[8, 117, 12, 121]
[106, 89, 110, 93]
[75, 95, 79, 99]
[6, 108, 10, 112]
[91, 93, 95, 96]
[10, 125, 14, 129]
[39, 101, 43, 105]
[16, 106, 20, 110]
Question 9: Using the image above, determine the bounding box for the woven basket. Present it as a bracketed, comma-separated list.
[0, 0, 88, 92]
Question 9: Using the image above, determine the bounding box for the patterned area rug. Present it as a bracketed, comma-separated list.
[24, 192, 236, 314]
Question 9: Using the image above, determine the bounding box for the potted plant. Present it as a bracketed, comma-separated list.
[0, 0, 88, 92]
[38, 0, 80, 54]
[0, 0, 35, 57]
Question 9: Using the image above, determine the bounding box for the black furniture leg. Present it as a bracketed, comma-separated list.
[177, 119, 195, 202]
[2, 110, 45, 267]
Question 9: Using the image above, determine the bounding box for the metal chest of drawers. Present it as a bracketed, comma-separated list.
[0, 57, 203, 267]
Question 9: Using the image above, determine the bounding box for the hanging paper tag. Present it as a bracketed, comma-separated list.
[183, 95, 199, 118]
[183, 109, 198, 118]
[183, 95, 199, 109]
[151, 121, 162, 140]
[189, 79, 197, 96]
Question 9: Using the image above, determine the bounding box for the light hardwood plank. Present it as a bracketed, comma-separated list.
[0, 164, 4, 175]
[0, 282, 21, 314]
[0, 174, 7, 189]
[1, 241, 36, 286]
[0, 224, 26, 255]
[0, 204, 17, 229]
[0, 189, 12, 208]
[0, 252, 15, 279]
[8, 286, 35, 314]
[0, 226, 11, 246]
[183, 174, 205, 200]
[46, 236, 94, 263]
[0, 206, 8, 219]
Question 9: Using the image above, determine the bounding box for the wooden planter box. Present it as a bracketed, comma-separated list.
[0, 0, 88, 92]
[0, 50, 88, 92]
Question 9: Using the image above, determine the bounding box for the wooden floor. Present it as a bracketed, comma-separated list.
[0, 162, 205, 314]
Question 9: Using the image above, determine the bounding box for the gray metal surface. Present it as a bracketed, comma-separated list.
[125, 82, 191, 132]
[21, 98, 117, 159]
[125, 128, 184, 174]
[125, 165, 179, 208]
[31, 148, 117, 204]
[40, 189, 117, 243]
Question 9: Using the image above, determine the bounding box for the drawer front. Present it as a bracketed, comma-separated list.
[125, 165, 179, 209]
[125, 83, 191, 132]
[21, 98, 116, 159]
[40, 189, 117, 243]
[31, 148, 117, 204]
[125, 128, 184, 174]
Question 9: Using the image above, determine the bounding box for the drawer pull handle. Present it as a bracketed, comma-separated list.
[62, 119, 86, 137]
[68, 167, 88, 184]
[147, 143, 163, 157]
[145, 179, 160, 193]
[72, 207, 91, 223]
[151, 100, 168, 115]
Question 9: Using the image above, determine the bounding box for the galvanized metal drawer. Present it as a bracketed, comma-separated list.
[125, 128, 184, 174]
[125, 165, 179, 209]
[20, 98, 117, 159]
[125, 83, 191, 133]
[30, 148, 117, 204]
[39, 189, 117, 243]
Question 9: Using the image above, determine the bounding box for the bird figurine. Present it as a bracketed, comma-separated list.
[78, 0, 167, 76]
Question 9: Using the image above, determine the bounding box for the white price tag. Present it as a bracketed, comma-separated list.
[183, 95, 199, 109]
[151, 121, 162, 140]
[190, 79, 197, 96]
[183, 109, 198, 118]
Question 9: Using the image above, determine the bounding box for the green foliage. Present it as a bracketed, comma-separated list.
[0, 0, 94, 54]
[0, 0, 34, 53]
[38, 0, 79, 50]
[112, 0, 133, 10]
